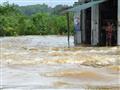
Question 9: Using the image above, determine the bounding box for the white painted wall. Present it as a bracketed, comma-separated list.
[118, 0, 120, 45]
[91, 5, 99, 45]
[74, 12, 81, 45]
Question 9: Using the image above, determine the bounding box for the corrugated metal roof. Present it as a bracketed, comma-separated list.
[63, 0, 106, 13]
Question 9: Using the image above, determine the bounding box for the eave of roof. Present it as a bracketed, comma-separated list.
[62, 0, 107, 13]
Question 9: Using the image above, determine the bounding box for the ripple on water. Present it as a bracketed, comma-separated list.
[43, 70, 111, 81]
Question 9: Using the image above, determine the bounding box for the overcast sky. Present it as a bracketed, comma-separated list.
[0, 0, 78, 7]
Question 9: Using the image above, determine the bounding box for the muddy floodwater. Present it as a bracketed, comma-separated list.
[0, 36, 120, 90]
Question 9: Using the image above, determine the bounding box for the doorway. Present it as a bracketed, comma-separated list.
[85, 8, 91, 44]
[99, 0, 118, 46]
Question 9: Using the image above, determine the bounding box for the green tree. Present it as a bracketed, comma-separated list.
[0, 2, 74, 36]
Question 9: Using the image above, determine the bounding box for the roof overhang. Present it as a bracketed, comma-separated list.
[63, 0, 107, 13]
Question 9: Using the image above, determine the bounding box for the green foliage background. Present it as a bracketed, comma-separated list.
[0, 2, 74, 36]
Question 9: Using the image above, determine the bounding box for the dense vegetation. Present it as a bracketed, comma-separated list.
[0, 2, 74, 36]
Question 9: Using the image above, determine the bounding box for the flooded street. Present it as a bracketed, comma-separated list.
[0, 36, 120, 90]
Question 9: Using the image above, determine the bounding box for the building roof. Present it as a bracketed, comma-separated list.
[63, 0, 106, 13]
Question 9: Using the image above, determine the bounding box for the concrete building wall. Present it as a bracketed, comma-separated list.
[81, 10, 86, 43]
[91, 0, 99, 45]
[74, 12, 81, 45]
[81, 0, 86, 43]
[118, 0, 120, 45]
[73, 0, 88, 46]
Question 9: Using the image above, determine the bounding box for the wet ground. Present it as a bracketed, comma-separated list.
[0, 36, 120, 90]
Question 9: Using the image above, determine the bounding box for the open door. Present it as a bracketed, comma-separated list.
[99, 0, 118, 46]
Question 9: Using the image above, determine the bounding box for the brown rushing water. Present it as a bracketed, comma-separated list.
[0, 36, 120, 90]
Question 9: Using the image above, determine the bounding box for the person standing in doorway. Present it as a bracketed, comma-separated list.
[105, 22, 113, 46]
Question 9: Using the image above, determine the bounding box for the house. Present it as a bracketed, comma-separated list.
[65, 0, 120, 46]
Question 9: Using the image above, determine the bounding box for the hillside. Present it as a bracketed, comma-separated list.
[17, 4, 70, 15]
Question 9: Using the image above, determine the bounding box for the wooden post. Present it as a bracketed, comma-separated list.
[91, 1, 99, 46]
[118, 0, 120, 45]
[66, 13, 70, 48]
